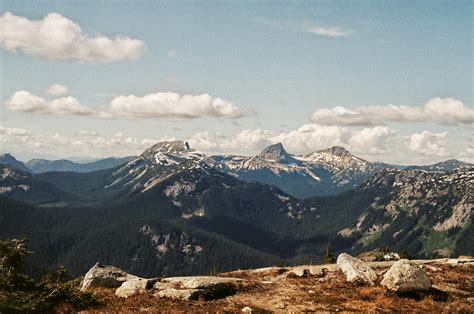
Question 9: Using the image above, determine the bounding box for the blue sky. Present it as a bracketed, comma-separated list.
[0, 1, 472, 164]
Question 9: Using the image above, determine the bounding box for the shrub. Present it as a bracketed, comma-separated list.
[0, 237, 99, 313]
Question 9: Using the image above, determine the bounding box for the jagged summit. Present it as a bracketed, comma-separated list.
[256, 143, 296, 163]
[0, 153, 31, 172]
[317, 146, 352, 157]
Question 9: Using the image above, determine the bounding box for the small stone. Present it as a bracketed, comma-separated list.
[286, 268, 309, 278]
[242, 306, 253, 313]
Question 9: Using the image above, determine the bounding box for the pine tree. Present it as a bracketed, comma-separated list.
[324, 242, 335, 264]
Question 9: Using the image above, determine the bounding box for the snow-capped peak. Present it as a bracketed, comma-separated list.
[143, 140, 191, 156]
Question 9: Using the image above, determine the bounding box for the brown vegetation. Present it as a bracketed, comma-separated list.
[78, 262, 473, 313]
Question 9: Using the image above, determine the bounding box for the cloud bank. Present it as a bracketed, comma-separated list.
[1, 125, 471, 165]
[5, 91, 244, 120]
[0, 12, 144, 62]
[311, 98, 474, 126]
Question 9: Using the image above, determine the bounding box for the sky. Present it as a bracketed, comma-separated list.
[0, 1, 472, 164]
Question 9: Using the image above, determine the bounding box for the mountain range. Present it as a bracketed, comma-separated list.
[0, 141, 472, 278]
[0, 153, 134, 174]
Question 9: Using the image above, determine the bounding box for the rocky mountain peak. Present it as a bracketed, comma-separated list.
[318, 146, 352, 157]
[0, 153, 31, 173]
[256, 143, 294, 163]
[143, 141, 192, 156]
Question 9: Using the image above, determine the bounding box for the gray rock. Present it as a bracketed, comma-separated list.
[162, 276, 243, 289]
[308, 266, 327, 277]
[286, 268, 309, 278]
[155, 288, 204, 300]
[337, 253, 377, 285]
[115, 278, 158, 298]
[80, 262, 139, 291]
[381, 259, 431, 293]
[160, 276, 244, 300]
[432, 284, 469, 296]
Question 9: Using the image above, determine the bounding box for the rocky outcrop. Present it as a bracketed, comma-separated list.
[381, 259, 431, 293]
[337, 253, 377, 285]
[357, 249, 400, 262]
[155, 288, 203, 300]
[80, 262, 139, 291]
[115, 278, 158, 298]
[113, 275, 248, 300]
[155, 276, 243, 300]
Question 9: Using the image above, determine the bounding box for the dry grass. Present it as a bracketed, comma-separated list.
[74, 263, 474, 313]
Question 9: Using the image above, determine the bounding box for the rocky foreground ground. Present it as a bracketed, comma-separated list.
[78, 256, 474, 312]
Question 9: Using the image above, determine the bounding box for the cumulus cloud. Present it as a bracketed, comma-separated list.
[408, 130, 448, 156]
[0, 127, 174, 158]
[0, 11, 144, 62]
[102, 92, 243, 119]
[311, 97, 474, 126]
[188, 124, 395, 157]
[46, 84, 69, 97]
[1, 125, 471, 164]
[5, 91, 93, 115]
[348, 126, 395, 155]
[5, 90, 244, 120]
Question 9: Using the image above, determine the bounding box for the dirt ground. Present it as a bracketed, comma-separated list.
[76, 260, 474, 313]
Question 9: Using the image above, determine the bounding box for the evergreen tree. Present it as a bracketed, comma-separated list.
[324, 242, 335, 264]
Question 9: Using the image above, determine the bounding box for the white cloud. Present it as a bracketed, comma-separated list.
[0, 127, 174, 158]
[0, 127, 30, 136]
[5, 91, 94, 115]
[305, 26, 349, 37]
[102, 92, 243, 119]
[408, 130, 448, 156]
[253, 18, 351, 38]
[76, 130, 98, 137]
[189, 124, 395, 157]
[1, 125, 471, 164]
[0, 11, 144, 62]
[348, 126, 395, 155]
[46, 84, 69, 97]
[311, 97, 474, 126]
[5, 91, 244, 120]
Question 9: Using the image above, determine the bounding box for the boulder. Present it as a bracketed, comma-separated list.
[160, 276, 244, 300]
[381, 259, 431, 293]
[155, 288, 204, 300]
[162, 276, 243, 289]
[115, 278, 158, 298]
[336, 253, 377, 285]
[80, 262, 139, 291]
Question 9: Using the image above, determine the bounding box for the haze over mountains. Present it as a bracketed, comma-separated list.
[0, 141, 472, 277]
